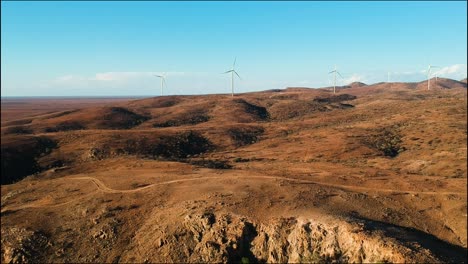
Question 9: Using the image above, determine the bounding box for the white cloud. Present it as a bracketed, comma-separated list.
[386, 64, 467, 82]
[341, 74, 366, 85]
[433, 64, 467, 79]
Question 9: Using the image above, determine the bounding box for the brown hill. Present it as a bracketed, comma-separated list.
[8, 107, 150, 133]
[415, 78, 467, 90]
[344, 81, 368, 88]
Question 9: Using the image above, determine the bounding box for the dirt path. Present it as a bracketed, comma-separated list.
[71, 175, 465, 196]
[1, 192, 96, 213]
[2, 174, 464, 214]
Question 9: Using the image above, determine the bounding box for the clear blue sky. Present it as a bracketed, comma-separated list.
[2, 1, 467, 96]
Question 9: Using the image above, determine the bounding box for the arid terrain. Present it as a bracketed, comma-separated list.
[1, 78, 467, 263]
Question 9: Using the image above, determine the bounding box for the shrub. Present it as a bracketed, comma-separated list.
[153, 112, 210, 128]
[4, 126, 33, 135]
[189, 159, 232, 169]
[313, 94, 357, 103]
[54, 121, 85, 131]
[122, 131, 213, 160]
[228, 127, 265, 147]
[367, 128, 405, 157]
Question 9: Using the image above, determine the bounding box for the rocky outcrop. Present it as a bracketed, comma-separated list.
[1, 227, 50, 263]
[121, 212, 441, 263]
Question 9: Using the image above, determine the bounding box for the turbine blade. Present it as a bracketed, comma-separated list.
[154, 75, 162, 78]
[234, 70, 241, 80]
[337, 72, 343, 78]
[233, 57, 237, 68]
[328, 71, 335, 74]
[223, 70, 233, 74]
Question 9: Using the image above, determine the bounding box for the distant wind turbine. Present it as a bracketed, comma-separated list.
[154, 74, 166, 96]
[328, 65, 343, 94]
[426, 65, 440, 90]
[223, 58, 241, 97]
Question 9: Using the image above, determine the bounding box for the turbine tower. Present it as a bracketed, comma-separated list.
[328, 65, 343, 94]
[154, 74, 166, 96]
[223, 58, 241, 97]
[426, 65, 439, 90]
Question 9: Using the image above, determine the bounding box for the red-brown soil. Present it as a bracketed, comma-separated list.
[1, 80, 467, 263]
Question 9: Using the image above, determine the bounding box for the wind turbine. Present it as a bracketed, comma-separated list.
[426, 65, 440, 90]
[154, 74, 166, 96]
[328, 65, 343, 94]
[388, 71, 390, 83]
[223, 58, 241, 97]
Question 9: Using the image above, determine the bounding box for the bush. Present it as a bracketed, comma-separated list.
[228, 127, 265, 147]
[153, 112, 210, 128]
[313, 94, 357, 103]
[367, 128, 405, 157]
[233, 99, 269, 120]
[233, 157, 251, 163]
[121, 131, 213, 160]
[189, 159, 232, 169]
[4, 126, 33, 135]
[151, 131, 213, 159]
[55, 121, 85, 131]
[99, 107, 150, 129]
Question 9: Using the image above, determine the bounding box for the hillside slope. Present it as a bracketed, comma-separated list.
[1, 79, 467, 263]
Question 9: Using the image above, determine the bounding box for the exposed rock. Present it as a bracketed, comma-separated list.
[1, 227, 50, 263]
[122, 212, 442, 263]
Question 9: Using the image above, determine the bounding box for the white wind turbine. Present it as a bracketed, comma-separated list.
[426, 65, 440, 90]
[154, 74, 166, 96]
[328, 65, 343, 94]
[223, 58, 241, 97]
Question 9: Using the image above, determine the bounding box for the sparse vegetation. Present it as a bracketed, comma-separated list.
[1, 80, 466, 263]
[4, 126, 33, 135]
[366, 128, 406, 157]
[228, 127, 265, 147]
[144, 96, 181, 108]
[233, 157, 251, 163]
[149, 131, 213, 159]
[98, 107, 150, 129]
[313, 94, 357, 103]
[189, 159, 232, 169]
[1, 136, 57, 184]
[45, 121, 85, 132]
[233, 99, 270, 120]
[117, 131, 214, 160]
[153, 111, 210, 128]
[270, 101, 322, 120]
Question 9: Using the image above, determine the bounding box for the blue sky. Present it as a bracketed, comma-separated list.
[2, 1, 467, 96]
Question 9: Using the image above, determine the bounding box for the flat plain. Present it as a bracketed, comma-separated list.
[1, 79, 467, 263]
